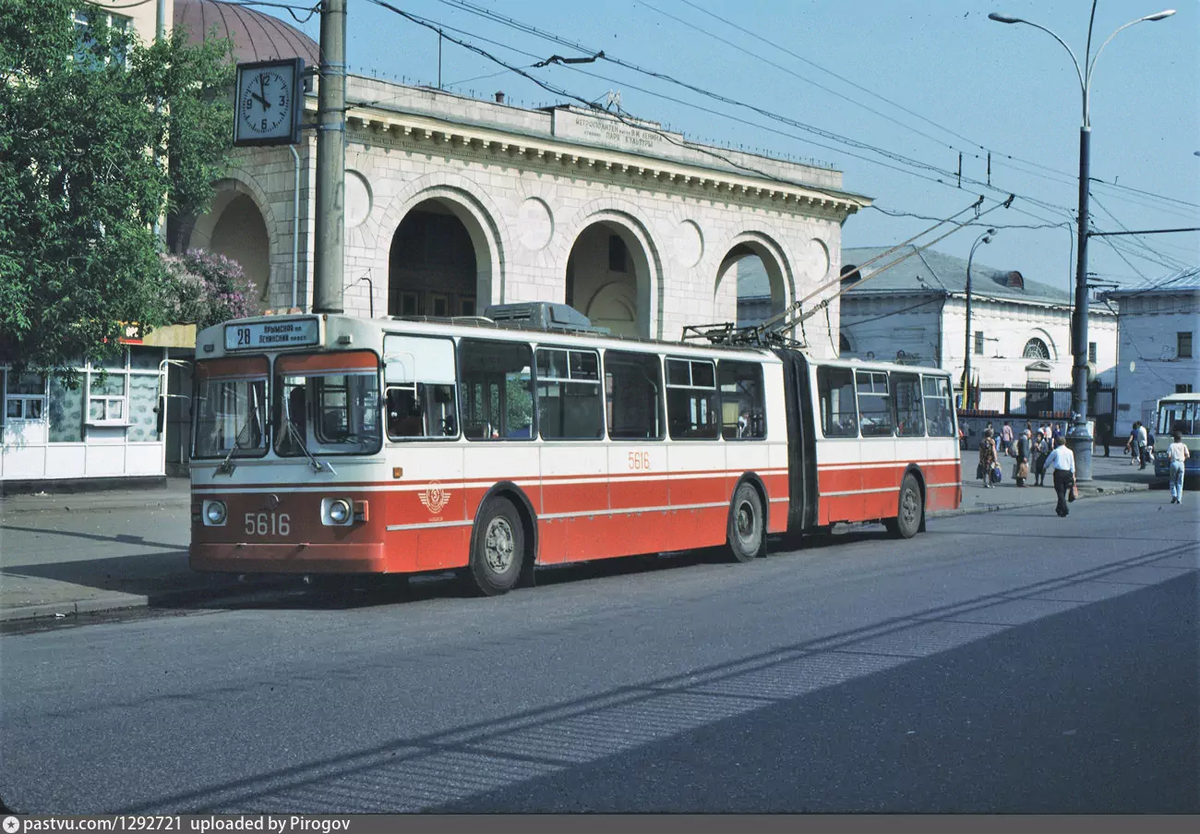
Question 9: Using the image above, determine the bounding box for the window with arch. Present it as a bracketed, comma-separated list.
[839, 334, 852, 355]
[1022, 338, 1051, 360]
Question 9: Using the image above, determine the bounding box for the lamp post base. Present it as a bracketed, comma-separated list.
[1067, 423, 1093, 483]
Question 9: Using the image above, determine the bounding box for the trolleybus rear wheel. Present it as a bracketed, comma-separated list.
[885, 473, 923, 539]
[727, 482, 765, 563]
[463, 497, 525, 596]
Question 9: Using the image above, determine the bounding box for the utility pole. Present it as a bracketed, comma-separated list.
[313, 0, 347, 314]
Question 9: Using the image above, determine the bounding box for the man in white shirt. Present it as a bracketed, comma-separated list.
[1168, 430, 1191, 504]
[1043, 436, 1077, 518]
[1136, 422, 1149, 470]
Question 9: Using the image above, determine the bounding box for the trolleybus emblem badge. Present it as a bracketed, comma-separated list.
[419, 482, 450, 514]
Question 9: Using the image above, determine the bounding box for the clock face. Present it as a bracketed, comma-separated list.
[234, 61, 301, 145]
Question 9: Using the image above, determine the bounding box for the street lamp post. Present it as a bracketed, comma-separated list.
[963, 229, 996, 411]
[988, 7, 1176, 481]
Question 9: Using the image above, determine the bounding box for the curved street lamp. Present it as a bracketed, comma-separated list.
[988, 7, 1176, 481]
[963, 229, 996, 410]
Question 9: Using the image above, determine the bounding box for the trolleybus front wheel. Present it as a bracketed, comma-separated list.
[727, 482, 765, 563]
[462, 497, 525, 596]
[885, 473, 924, 539]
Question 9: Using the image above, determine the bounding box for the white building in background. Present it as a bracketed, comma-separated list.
[1104, 267, 1200, 437]
[741, 245, 1118, 413]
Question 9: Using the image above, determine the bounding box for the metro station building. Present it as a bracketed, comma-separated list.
[1, 0, 868, 489]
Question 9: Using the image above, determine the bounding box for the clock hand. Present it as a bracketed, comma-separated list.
[250, 91, 270, 109]
[259, 74, 267, 107]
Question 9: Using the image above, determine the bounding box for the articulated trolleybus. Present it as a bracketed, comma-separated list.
[190, 305, 961, 595]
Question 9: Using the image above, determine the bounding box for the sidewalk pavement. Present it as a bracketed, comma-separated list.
[0, 454, 1160, 624]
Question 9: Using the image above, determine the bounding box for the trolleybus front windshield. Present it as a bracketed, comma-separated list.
[193, 357, 269, 459]
[273, 351, 383, 457]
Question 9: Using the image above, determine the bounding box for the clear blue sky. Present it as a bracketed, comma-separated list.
[264, 0, 1199, 291]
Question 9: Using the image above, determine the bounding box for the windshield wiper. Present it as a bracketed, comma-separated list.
[281, 395, 336, 475]
[214, 385, 265, 477]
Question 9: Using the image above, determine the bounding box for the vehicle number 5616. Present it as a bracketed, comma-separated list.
[627, 451, 651, 470]
[245, 512, 290, 536]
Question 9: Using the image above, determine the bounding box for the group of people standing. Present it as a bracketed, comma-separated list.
[977, 420, 1076, 516]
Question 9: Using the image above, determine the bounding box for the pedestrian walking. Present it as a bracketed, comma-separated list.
[1014, 428, 1032, 487]
[1001, 421, 1013, 456]
[1168, 430, 1190, 504]
[978, 427, 999, 489]
[1043, 436, 1077, 517]
[1125, 423, 1140, 467]
[1136, 421, 1149, 470]
[1033, 432, 1050, 486]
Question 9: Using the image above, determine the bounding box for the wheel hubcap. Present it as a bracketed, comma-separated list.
[484, 517, 515, 573]
[736, 500, 757, 544]
[901, 489, 919, 526]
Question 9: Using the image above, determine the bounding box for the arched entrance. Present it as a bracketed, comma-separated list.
[185, 190, 271, 304]
[389, 198, 488, 318]
[715, 241, 788, 330]
[565, 221, 652, 338]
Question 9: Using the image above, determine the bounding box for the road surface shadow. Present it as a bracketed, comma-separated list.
[1, 524, 898, 615]
[431, 572, 1198, 813]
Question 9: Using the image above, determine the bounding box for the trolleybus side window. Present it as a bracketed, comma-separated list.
[605, 350, 664, 440]
[459, 338, 535, 440]
[921, 375, 955, 437]
[536, 347, 603, 440]
[891, 372, 925, 437]
[383, 334, 458, 440]
[818, 366, 858, 438]
[665, 357, 718, 439]
[856, 370, 894, 437]
[719, 360, 766, 439]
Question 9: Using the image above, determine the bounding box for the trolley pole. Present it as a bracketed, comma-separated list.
[313, 0, 347, 314]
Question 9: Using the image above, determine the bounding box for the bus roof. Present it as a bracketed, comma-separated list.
[199, 313, 949, 376]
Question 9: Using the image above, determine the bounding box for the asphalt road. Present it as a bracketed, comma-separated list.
[1, 491, 1196, 813]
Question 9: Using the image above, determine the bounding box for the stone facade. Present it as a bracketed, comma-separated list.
[182, 78, 868, 357]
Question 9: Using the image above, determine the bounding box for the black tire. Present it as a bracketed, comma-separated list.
[726, 481, 765, 563]
[886, 473, 924, 539]
[462, 497, 525, 596]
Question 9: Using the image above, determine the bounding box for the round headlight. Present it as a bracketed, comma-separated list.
[328, 499, 351, 524]
[205, 501, 227, 525]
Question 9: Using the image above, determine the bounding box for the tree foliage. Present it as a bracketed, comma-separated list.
[0, 0, 233, 373]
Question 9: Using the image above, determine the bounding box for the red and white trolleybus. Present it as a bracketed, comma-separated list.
[190, 306, 961, 595]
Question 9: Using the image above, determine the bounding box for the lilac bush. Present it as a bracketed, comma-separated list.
[161, 249, 259, 328]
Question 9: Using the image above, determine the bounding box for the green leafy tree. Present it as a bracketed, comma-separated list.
[0, 0, 233, 373]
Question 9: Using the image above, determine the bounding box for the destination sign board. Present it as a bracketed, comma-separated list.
[225, 318, 320, 351]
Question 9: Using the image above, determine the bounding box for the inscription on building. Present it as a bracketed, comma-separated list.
[553, 110, 665, 154]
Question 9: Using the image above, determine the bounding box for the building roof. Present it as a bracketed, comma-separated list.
[174, 0, 319, 66]
[1103, 266, 1200, 297]
[841, 245, 1070, 305]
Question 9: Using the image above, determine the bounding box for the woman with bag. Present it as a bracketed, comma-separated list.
[1033, 433, 1050, 486]
[978, 427, 999, 489]
[1014, 428, 1032, 487]
[1043, 436, 1077, 517]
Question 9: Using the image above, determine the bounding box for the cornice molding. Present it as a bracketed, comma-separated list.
[331, 103, 868, 221]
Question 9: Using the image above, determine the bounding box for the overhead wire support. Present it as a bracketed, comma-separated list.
[683, 195, 1014, 348]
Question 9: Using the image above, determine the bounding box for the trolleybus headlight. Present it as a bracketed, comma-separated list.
[328, 498, 351, 525]
[203, 500, 227, 526]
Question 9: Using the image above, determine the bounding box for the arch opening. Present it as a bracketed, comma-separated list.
[184, 190, 271, 305]
[716, 242, 787, 329]
[565, 221, 651, 338]
[388, 198, 490, 318]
